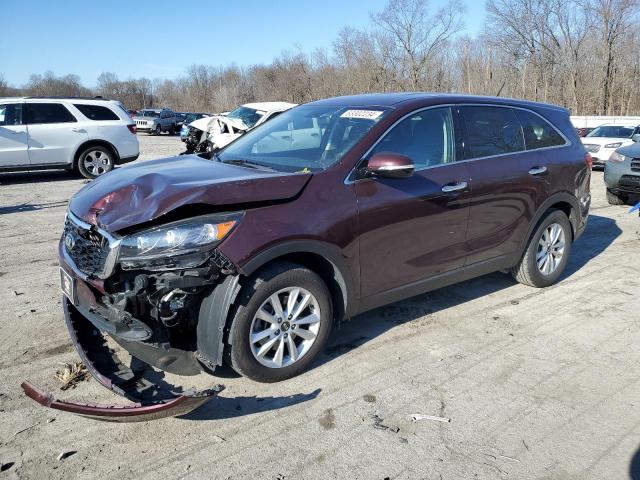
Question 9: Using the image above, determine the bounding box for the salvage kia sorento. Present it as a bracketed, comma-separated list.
[23, 93, 591, 420]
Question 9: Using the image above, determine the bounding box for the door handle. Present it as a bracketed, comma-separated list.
[529, 166, 548, 175]
[441, 181, 468, 193]
[71, 128, 86, 133]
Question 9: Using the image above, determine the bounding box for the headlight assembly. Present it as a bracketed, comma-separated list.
[604, 142, 623, 148]
[608, 151, 628, 163]
[118, 213, 241, 271]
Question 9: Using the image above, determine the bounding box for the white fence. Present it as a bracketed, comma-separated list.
[570, 116, 640, 128]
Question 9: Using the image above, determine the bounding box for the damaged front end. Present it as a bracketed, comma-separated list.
[23, 210, 242, 421]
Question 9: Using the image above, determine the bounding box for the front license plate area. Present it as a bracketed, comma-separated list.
[60, 268, 76, 305]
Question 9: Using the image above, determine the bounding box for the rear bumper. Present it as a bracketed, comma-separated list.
[116, 153, 139, 165]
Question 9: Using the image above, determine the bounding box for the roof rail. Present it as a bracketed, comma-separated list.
[23, 96, 111, 101]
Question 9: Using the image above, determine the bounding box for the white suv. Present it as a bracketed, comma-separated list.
[0, 97, 140, 179]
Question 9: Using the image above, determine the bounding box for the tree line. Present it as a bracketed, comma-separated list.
[1, 0, 639, 116]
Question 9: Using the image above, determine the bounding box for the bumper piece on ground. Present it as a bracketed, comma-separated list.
[20, 299, 223, 422]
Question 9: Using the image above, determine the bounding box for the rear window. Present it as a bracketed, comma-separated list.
[26, 103, 77, 124]
[461, 106, 524, 159]
[74, 104, 120, 121]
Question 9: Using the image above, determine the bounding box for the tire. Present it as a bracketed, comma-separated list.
[154, 124, 161, 135]
[511, 209, 572, 288]
[226, 262, 333, 383]
[606, 189, 627, 205]
[77, 146, 114, 179]
[169, 124, 176, 135]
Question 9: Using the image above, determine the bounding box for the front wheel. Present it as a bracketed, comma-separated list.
[154, 124, 161, 135]
[226, 263, 332, 383]
[606, 189, 627, 205]
[511, 210, 572, 288]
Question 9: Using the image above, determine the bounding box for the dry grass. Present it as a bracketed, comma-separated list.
[54, 362, 90, 390]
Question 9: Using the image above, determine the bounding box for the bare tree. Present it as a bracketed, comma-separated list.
[372, 0, 465, 89]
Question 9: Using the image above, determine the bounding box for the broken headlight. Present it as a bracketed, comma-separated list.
[118, 213, 241, 271]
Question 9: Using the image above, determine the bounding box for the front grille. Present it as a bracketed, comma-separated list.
[583, 144, 601, 153]
[631, 158, 640, 172]
[64, 216, 110, 277]
[619, 175, 640, 190]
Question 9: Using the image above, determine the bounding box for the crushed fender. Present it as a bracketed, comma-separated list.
[21, 299, 223, 422]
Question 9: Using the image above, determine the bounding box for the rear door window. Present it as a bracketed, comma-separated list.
[73, 104, 120, 121]
[515, 109, 566, 149]
[26, 103, 77, 124]
[0, 104, 23, 126]
[460, 106, 524, 159]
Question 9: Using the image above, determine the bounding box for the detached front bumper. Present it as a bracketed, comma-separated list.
[22, 298, 222, 422]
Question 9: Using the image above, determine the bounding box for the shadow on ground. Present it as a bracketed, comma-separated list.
[0, 169, 81, 185]
[0, 201, 69, 215]
[181, 388, 322, 421]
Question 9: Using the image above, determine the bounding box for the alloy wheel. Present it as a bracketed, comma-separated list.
[83, 150, 112, 176]
[249, 287, 321, 369]
[536, 222, 565, 275]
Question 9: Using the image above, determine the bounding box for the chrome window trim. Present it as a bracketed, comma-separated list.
[344, 102, 572, 185]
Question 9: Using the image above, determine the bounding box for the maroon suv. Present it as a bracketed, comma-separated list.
[23, 93, 591, 420]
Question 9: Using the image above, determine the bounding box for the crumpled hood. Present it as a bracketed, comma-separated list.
[69, 155, 311, 232]
[189, 115, 247, 133]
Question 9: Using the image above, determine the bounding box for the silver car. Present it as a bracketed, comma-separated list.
[134, 108, 177, 135]
[604, 134, 640, 205]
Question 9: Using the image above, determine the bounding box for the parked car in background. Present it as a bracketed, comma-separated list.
[604, 135, 640, 205]
[0, 96, 139, 179]
[581, 123, 640, 168]
[179, 113, 212, 141]
[175, 112, 187, 130]
[184, 102, 296, 153]
[35, 93, 592, 419]
[575, 127, 594, 137]
[134, 108, 177, 135]
[127, 109, 137, 119]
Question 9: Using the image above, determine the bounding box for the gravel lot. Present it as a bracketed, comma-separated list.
[1, 133, 639, 479]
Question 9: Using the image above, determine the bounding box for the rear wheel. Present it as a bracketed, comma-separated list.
[226, 263, 332, 383]
[77, 146, 114, 179]
[606, 189, 627, 205]
[511, 210, 572, 288]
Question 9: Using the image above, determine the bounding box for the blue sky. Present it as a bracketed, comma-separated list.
[0, 0, 485, 87]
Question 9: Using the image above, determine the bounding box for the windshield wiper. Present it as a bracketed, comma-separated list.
[221, 159, 276, 172]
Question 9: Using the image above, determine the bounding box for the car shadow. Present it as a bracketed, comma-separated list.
[311, 213, 620, 368]
[630, 445, 640, 479]
[0, 200, 69, 215]
[562, 214, 622, 278]
[180, 388, 322, 421]
[0, 169, 81, 185]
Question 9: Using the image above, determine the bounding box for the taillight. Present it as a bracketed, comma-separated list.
[584, 152, 593, 169]
[127, 124, 137, 134]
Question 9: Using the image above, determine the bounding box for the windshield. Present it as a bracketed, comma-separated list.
[139, 110, 160, 118]
[586, 125, 635, 138]
[227, 106, 263, 128]
[217, 105, 390, 172]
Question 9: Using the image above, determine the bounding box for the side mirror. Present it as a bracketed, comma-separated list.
[632, 134, 640, 143]
[366, 152, 414, 179]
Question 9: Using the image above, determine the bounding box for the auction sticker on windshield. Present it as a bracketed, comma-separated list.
[340, 110, 384, 120]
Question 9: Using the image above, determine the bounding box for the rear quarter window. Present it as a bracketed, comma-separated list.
[74, 104, 120, 121]
[515, 109, 566, 149]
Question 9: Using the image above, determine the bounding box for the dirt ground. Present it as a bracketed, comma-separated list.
[1, 133, 639, 479]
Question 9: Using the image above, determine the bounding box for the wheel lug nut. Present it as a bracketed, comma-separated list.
[288, 314, 292, 320]
[284, 333, 288, 338]
[275, 330, 280, 335]
[277, 317, 282, 323]
[291, 325, 296, 329]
